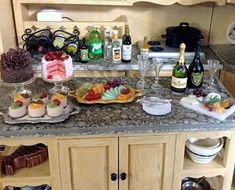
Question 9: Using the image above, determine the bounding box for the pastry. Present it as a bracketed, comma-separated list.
[14, 93, 31, 106]
[0, 48, 34, 83]
[42, 51, 73, 81]
[32, 90, 48, 104]
[28, 100, 46, 118]
[8, 100, 27, 118]
[47, 99, 64, 117]
[51, 93, 67, 107]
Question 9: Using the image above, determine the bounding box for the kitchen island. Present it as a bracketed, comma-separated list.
[0, 77, 234, 190]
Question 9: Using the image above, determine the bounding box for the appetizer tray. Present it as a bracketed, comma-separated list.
[68, 82, 143, 104]
[0, 105, 80, 124]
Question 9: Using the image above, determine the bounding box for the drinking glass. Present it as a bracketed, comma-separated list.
[207, 59, 219, 91]
[136, 54, 149, 89]
[151, 58, 163, 90]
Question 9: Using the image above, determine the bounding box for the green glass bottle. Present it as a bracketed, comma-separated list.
[88, 27, 103, 59]
[187, 40, 204, 89]
[171, 43, 188, 93]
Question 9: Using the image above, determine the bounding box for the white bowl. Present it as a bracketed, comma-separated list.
[186, 148, 217, 164]
[185, 137, 223, 156]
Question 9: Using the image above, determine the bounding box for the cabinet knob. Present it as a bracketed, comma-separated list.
[120, 172, 127, 180]
[111, 173, 117, 181]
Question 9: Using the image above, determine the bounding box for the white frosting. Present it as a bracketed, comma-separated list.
[28, 105, 46, 117]
[8, 105, 27, 118]
[42, 55, 73, 81]
[47, 104, 64, 117]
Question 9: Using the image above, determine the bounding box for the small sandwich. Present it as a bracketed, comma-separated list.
[51, 93, 67, 107]
[14, 93, 31, 106]
[47, 99, 64, 117]
[32, 90, 48, 104]
[28, 100, 46, 118]
[8, 100, 27, 118]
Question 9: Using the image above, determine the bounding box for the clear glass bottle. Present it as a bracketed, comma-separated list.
[141, 36, 149, 55]
[111, 30, 121, 64]
[171, 43, 188, 93]
[103, 26, 112, 60]
[122, 25, 132, 63]
[88, 26, 103, 59]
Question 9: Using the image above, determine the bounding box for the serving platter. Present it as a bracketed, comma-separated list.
[0, 105, 80, 124]
[68, 86, 143, 104]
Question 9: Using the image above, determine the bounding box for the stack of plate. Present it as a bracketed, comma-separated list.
[185, 137, 224, 164]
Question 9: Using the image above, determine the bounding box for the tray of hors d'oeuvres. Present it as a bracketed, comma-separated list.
[0, 91, 80, 124]
[68, 79, 143, 104]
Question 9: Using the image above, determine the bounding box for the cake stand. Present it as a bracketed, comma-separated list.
[42, 76, 73, 94]
[1, 76, 36, 98]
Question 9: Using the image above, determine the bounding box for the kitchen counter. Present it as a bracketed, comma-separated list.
[0, 77, 235, 138]
[210, 44, 235, 72]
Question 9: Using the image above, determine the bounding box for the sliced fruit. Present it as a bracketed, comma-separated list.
[117, 93, 131, 101]
[120, 88, 131, 95]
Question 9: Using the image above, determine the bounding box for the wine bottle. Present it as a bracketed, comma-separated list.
[80, 38, 89, 63]
[171, 43, 188, 93]
[187, 40, 204, 89]
[122, 25, 132, 63]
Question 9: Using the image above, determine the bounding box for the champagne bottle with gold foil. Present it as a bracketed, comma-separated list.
[171, 43, 188, 93]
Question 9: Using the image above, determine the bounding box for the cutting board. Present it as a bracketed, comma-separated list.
[179, 100, 235, 121]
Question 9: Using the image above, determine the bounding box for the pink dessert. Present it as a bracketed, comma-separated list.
[42, 51, 73, 81]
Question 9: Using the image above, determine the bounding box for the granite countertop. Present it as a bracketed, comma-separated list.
[210, 44, 235, 72]
[0, 77, 235, 138]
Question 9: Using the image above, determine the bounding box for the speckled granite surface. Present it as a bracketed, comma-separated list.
[210, 44, 235, 72]
[0, 77, 235, 138]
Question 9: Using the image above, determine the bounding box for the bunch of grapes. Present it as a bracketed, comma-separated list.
[107, 79, 124, 88]
[192, 88, 207, 97]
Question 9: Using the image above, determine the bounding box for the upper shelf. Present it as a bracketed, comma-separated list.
[13, 0, 227, 6]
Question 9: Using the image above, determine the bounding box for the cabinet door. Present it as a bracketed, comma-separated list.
[59, 138, 118, 190]
[119, 135, 176, 190]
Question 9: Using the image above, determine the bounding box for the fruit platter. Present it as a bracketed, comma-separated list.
[69, 79, 143, 104]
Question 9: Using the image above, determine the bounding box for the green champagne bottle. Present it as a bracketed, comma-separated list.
[171, 43, 188, 93]
[187, 40, 204, 89]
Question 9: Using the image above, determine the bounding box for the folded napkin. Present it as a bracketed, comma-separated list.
[138, 97, 171, 116]
[179, 97, 235, 121]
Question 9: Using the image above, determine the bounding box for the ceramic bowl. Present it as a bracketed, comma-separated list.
[185, 137, 223, 156]
[186, 147, 218, 164]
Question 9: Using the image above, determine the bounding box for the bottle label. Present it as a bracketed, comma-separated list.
[90, 42, 103, 55]
[191, 72, 203, 86]
[122, 45, 132, 60]
[80, 49, 89, 61]
[112, 47, 121, 62]
[171, 76, 187, 89]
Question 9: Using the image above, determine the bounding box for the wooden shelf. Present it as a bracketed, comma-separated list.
[182, 153, 226, 177]
[0, 146, 51, 188]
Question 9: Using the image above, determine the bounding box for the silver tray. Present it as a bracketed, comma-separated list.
[0, 105, 80, 124]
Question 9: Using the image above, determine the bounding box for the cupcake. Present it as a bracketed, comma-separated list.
[47, 99, 64, 117]
[32, 90, 48, 104]
[8, 100, 27, 118]
[51, 93, 67, 107]
[14, 93, 31, 106]
[28, 100, 46, 118]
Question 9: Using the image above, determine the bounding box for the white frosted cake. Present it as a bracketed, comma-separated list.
[42, 51, 73, 81]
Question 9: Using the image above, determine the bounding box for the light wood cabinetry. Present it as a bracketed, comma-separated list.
[131, 0, 226, 5]
[219, 70, 235, 98]
[227, 0, 235, 3]
[58, 135, 175, 190]
[173, 131, 235, 190]
[58, 138, 118, 190]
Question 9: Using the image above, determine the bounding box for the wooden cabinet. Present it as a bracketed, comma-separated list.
[219, 70, 235, 98]
[58, 135, 176, 190]
[130, 0, 226, 5]
[173, 131, 235, 190]
[59, 138, 118, 190]
[227, 0, 235, 3]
